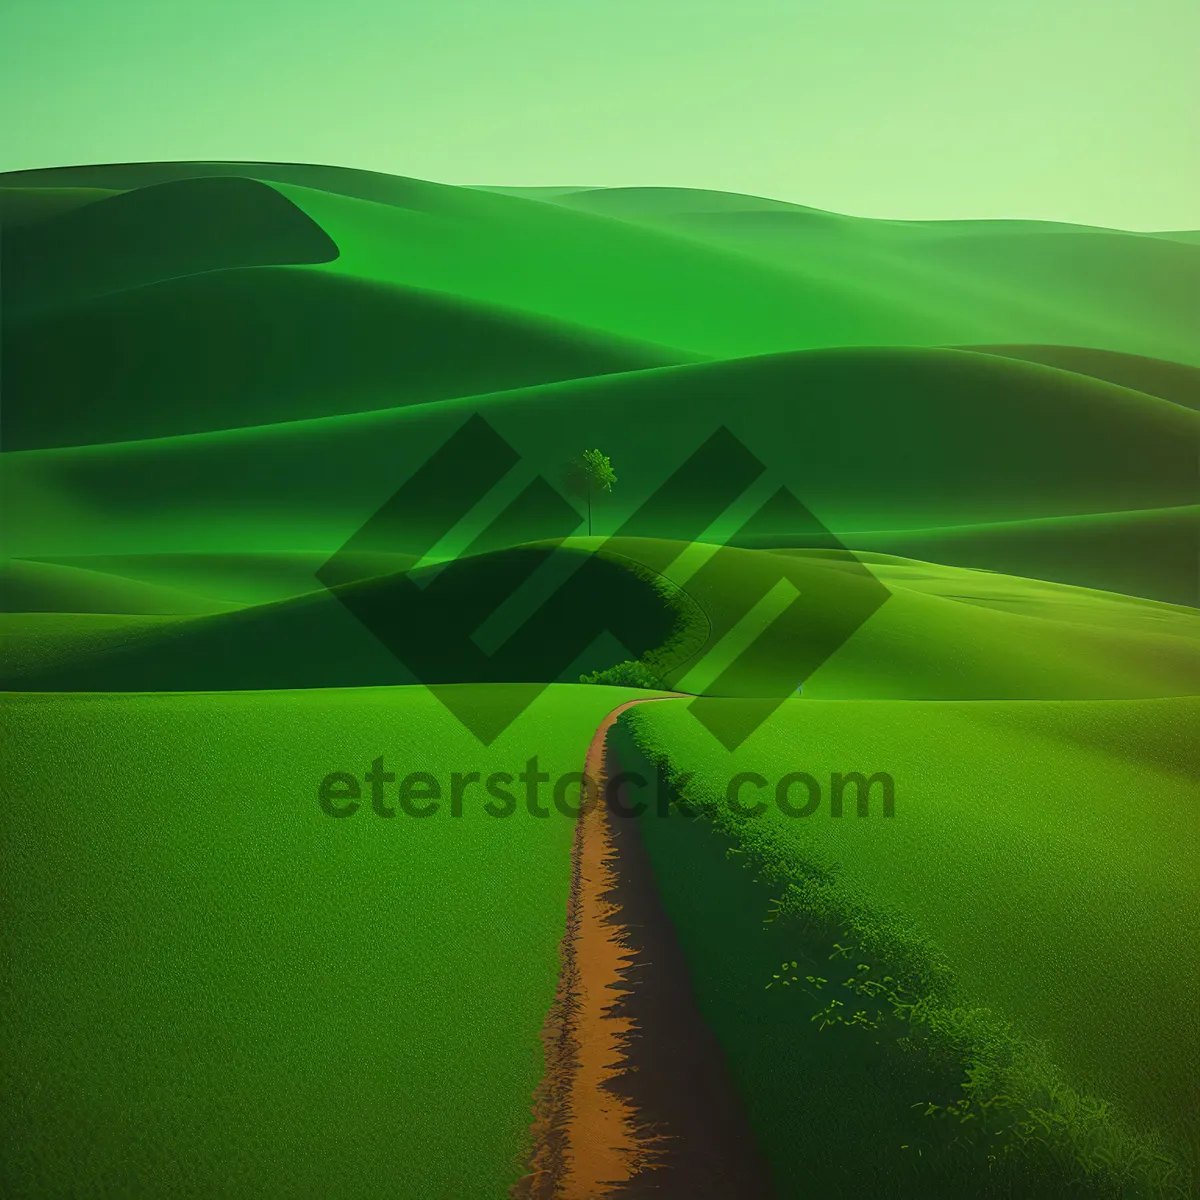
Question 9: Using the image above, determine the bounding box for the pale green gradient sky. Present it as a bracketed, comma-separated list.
[2, 0, 1197, 228]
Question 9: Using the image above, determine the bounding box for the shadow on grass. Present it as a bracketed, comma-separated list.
[609, 721, 1190, 1199]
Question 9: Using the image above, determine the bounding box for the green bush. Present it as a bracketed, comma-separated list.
[579, 659, 664, 690]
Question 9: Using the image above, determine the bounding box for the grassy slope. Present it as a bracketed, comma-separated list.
[621, 695, 1199, 1193]
[2, 163, 1195, 1192]
[0, 185, 120, 228]
[648, 543, 1200, 701]
[0, 163, 989, 358]
[0, 614, 188, 680]
[20, 552, 419, 606]
[4, 266, 686, 449]
[2, 175, 339, 317]
[0, 558, 235, 615]
[4, 543, 1196, 705]
[7, 163, 1196, 365]
[271, 179, 945, 359]
[27, 502, 1198, 614]
[0, 682, 644, 1200]
[532, 186, 1200, 367]
[3, 347, 1192, 567]
[1, 175, 689, 449]
[0, 541, 696, 693]
[836, 507, 1199, 608]
[957, 346, 1200, 411]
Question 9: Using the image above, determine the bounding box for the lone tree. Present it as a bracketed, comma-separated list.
[566, 448, 617, 536]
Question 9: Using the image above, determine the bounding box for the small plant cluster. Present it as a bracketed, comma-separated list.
[579, 659, 664, 690]
[618, 728, 1194, 1197]
[763, 933, 1191, 1199]
[768, 954, 898, 1032]
[642, 746, 1190, 1197]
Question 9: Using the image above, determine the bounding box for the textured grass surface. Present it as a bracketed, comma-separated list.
[2, 176, 339, 319]
[501, 184, 1200, 368]
[621, 696, 1199, 1192]
[5, 164, 1193, 603]
[11, 166, 1185, 360]
[5, 264, 682, 447]
[789, 552, 1200, 699]
[3, 343, 1194, 610]
[0, 558, 235, 615]
[0, 682, 641, 1199]
[836, 507, 1199, 608]
[625, 542, 1200, 701]
[957, 346, 1200, 410]
[3, 177, 684, 450]
[0, 540, 692, 691]
[20, 551, 419, 606]
[2, 161, 1195, 1198]
[6, 544, 1195, 702]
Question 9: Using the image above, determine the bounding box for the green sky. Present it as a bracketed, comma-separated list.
[2, 0, 1196, 228]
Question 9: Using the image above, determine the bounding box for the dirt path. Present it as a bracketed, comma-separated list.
[512, 696, 772, 1199]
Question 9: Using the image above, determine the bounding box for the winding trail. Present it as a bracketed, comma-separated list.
[512, 696, 772, 1199]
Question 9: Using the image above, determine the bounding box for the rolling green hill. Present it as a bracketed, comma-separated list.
[4, 266, 686, 448]
[0, 558, 234, 615]
[0, 540, 694, 693]
[955, 344, 1200, 410]
[0, 185, 122, 229]
[3, 344, 1193, 604]
[5, 541, 1196, 704]
[5, 163, 1197, 366]
[2, 161, 1196, 1199]
[836, 507, 1199, 608]
[17, 551, 419, 606]
[511, 184, 1200, 367]
[2, 175, 339, 316]
[2, 170, 698, 449]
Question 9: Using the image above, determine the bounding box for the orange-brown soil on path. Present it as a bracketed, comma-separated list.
[511, 698, 664, 1200]
[512, 695, 773, 1200]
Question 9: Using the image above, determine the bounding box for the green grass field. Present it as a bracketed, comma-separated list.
[619, 696, 1200, 1195]
[6, 543, 1195, 702]
[0, 683, 646, 1199]
[3, 343, 1195, 606]
[1, 160, 1196, 1197]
